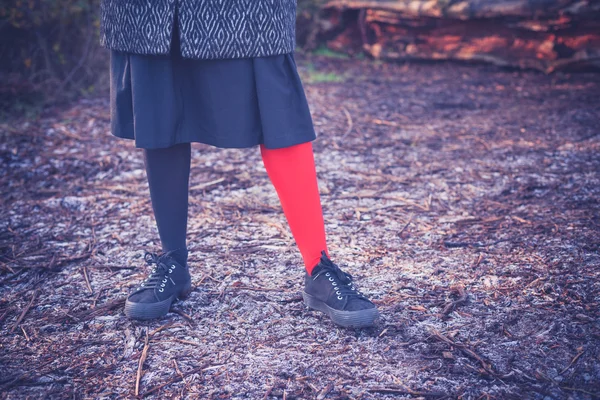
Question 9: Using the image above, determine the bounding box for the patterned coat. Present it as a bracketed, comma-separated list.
[100, 0, 297, 59]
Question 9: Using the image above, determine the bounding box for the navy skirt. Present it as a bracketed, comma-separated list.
[109, 28, 316, 149]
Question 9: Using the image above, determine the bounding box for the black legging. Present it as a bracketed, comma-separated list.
[143, 142, 190, 265]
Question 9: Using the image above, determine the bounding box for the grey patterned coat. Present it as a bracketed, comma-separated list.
[100, 0, 297, 59]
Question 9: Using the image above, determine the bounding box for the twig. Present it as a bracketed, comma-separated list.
[371, 119, 399, 127]
[264, 380, 276, 399]
[382, 196, 429, 211]
[430, 329, 496, 376]
[172, 359, 189, 393]
[472, 253, 484, 268]
[442, 285, 467, 315]
[444, 238, 514, 249]
[560, 386, 597, 396]
[91, 289, 103, 309]
[54, 124, 83, 141]
[229, 285, 288, 292]
[341, 106, 353, 137]
[279, 296, 303, 304]
[51, 250, 95, 270]
[0, 309, 10, 325]
[0, 262, 15, 274]
[559, 349, 585, 375]
[189, 178, 226, 191]
[339, 193, 429, 211]
[140, 361, 212, 397]
[86, 264, 136, 270]
[10, 290, 38, 333]
[149, 321, 180, 338]
[317, 382, 334, 400]
[135, 330, 150, 396]
[368, 386, 446, 398]
[173, 359, 184, 379]
[170, 338, 204, 347]
[0, 358, 56, 391]
[0, 269, 25, 286]
[47, 252, 58, 270]
[82, 266, 93, 294]
[20, 326, 30, 341]
[398, 215, 413, 236]
[171, 309, 195, 327]
[72, 297, 125, 321]
[444, 241, 475, 248]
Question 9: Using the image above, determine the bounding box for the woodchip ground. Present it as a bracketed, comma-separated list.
[1, 54, 599, 399]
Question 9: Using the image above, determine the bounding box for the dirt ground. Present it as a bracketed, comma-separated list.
[1, 54, 599, 399]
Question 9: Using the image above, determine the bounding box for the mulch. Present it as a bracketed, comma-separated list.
[1, 53, 599, 399]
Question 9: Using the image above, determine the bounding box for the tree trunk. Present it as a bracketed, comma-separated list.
[309, 0, 600, 72]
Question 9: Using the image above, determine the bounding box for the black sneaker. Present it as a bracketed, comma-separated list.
[302, 251, 379, 328]
[124, 250, 192, 320]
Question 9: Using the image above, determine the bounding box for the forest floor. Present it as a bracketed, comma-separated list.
[1, 53, 599, 399]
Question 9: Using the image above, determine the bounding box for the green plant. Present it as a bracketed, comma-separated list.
[299, 64, 347, 83]
[313, 45, 350, 59]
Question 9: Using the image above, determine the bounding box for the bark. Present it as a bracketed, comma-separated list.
[312, 0, 600, 72]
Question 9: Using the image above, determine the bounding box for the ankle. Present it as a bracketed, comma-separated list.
[164, 247, 188, 266]
[305, 250, 329, 276]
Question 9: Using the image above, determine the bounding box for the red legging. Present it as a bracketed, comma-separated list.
[260, 142, 328, 274]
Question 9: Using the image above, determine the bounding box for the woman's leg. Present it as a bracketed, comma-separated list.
[143, 142, 191, 265]
[260, 142, 328, 275]
[124, 142, 192, 320]
[262, 141, 378, 327]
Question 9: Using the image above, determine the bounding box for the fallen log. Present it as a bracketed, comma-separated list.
[312, 0, 600, 72]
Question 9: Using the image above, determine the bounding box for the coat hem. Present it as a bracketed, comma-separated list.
[110, 131, 317, 150]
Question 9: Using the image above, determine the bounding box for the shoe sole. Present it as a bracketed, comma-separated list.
[124, 282, 192, 320]
[302, 291, 379, 328]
